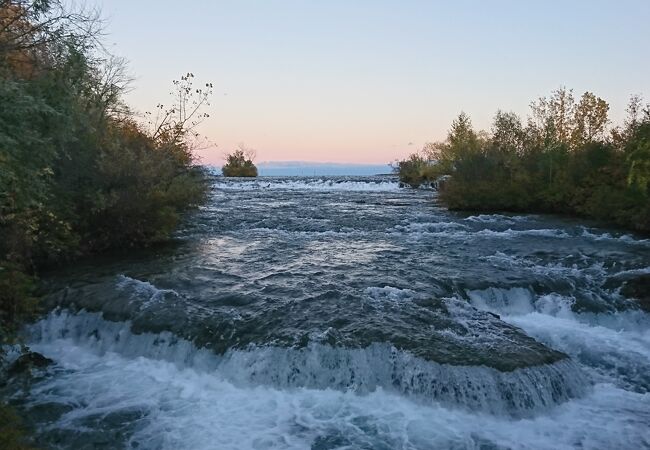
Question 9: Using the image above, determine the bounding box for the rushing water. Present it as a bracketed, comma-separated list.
[6, 175, 650, 449]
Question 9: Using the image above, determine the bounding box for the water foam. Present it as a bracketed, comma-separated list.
[467, 287, 650, 392]
[580, 227, 650, 246]
[363, 286, 423, 304]
[464, 214, 532, 224]
[116, 275, 180, 310]
[390, 226, 572, 241]
[213, 178, 401, 192]
[27, 310, 587, 417]
[23, 337, 649, 450]
[390, 221, 469, 234]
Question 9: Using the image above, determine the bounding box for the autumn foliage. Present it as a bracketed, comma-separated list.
[0, 1, 208, 346]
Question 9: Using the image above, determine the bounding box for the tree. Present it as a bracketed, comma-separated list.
[147, 72, 213, 151]
[491, 110, 525, 155]
[222, 144, 258, 177]
[396, 88, 650, 232]
[448, 111, 479, 153]
[530, 87, 576, 147]
[624, 94, 644, 133]
[572, 92, 609, 147]
[0, 0, 101, 77]
[1, 0, 209, 344]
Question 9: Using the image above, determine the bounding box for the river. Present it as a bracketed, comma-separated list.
[8, 175, 650, 449]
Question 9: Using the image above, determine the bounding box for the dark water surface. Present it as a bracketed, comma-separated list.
[8, 176, 650, 449]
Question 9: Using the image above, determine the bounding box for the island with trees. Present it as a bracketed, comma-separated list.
[396, 88, 650, 233]
[222, 145, 258, 177]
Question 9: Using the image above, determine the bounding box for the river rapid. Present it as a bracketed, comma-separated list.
[6, 175, 650, 449]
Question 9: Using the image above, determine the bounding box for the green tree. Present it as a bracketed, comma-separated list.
[529, 87, 577, 147]
[1, 0, 209, 345]
[396, 88, 650, 232]
[571, 92, 609, 147]
[222, 145, 258, 177]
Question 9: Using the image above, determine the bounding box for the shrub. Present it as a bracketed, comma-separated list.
[0, 403, 33, 450]
[397, 89, 650, 232]
[0, 1, 209, 347]
[222, 148, 258, 177]
[396, 154, 437, 187]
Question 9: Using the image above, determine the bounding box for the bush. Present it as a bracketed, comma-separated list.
[0, 403, 33, 450]
[0, 1, 209, 347]
[222, 148, 258, 177]
[0, 263, 38, 345]
[397, 90, 650, 232]
[395, 154, 438, 187]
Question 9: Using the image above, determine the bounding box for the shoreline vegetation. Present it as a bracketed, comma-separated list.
[396, 89, 650, 234]
[0, 2, 208, 445]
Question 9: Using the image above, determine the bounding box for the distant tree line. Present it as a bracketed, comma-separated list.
[397, 88, 650, 232]
[0, 1, 209, 351]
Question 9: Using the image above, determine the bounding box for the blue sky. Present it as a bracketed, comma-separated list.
[97, 0, 650, 164]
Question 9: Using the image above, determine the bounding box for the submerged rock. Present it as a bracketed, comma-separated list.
[42, 277, 565, 372]
[8, 351, 53, 377]
[28, 309, 587, 417]
[621, 275, 650, 312]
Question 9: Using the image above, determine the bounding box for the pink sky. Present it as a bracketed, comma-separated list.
[102, 1, 649, 166]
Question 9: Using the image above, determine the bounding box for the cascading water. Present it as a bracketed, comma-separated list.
[4, 175, 650, 449]
[27, 309, 587, 417]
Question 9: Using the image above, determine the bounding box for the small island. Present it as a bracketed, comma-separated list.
[222, 146, 258, 177]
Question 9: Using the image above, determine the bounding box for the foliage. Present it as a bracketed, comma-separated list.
[0, 403, 33, 450]
[0, 263, 37, 345]
[222, 145, 258, 177]
[394, 153, 437, 187]
[0, 0, 209, 349]
[397, 88, 650, 232]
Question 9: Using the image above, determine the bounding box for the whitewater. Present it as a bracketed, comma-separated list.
[4, 175, 650, 449]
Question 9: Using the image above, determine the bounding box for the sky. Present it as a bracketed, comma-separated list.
[95, 0, 650, 165]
